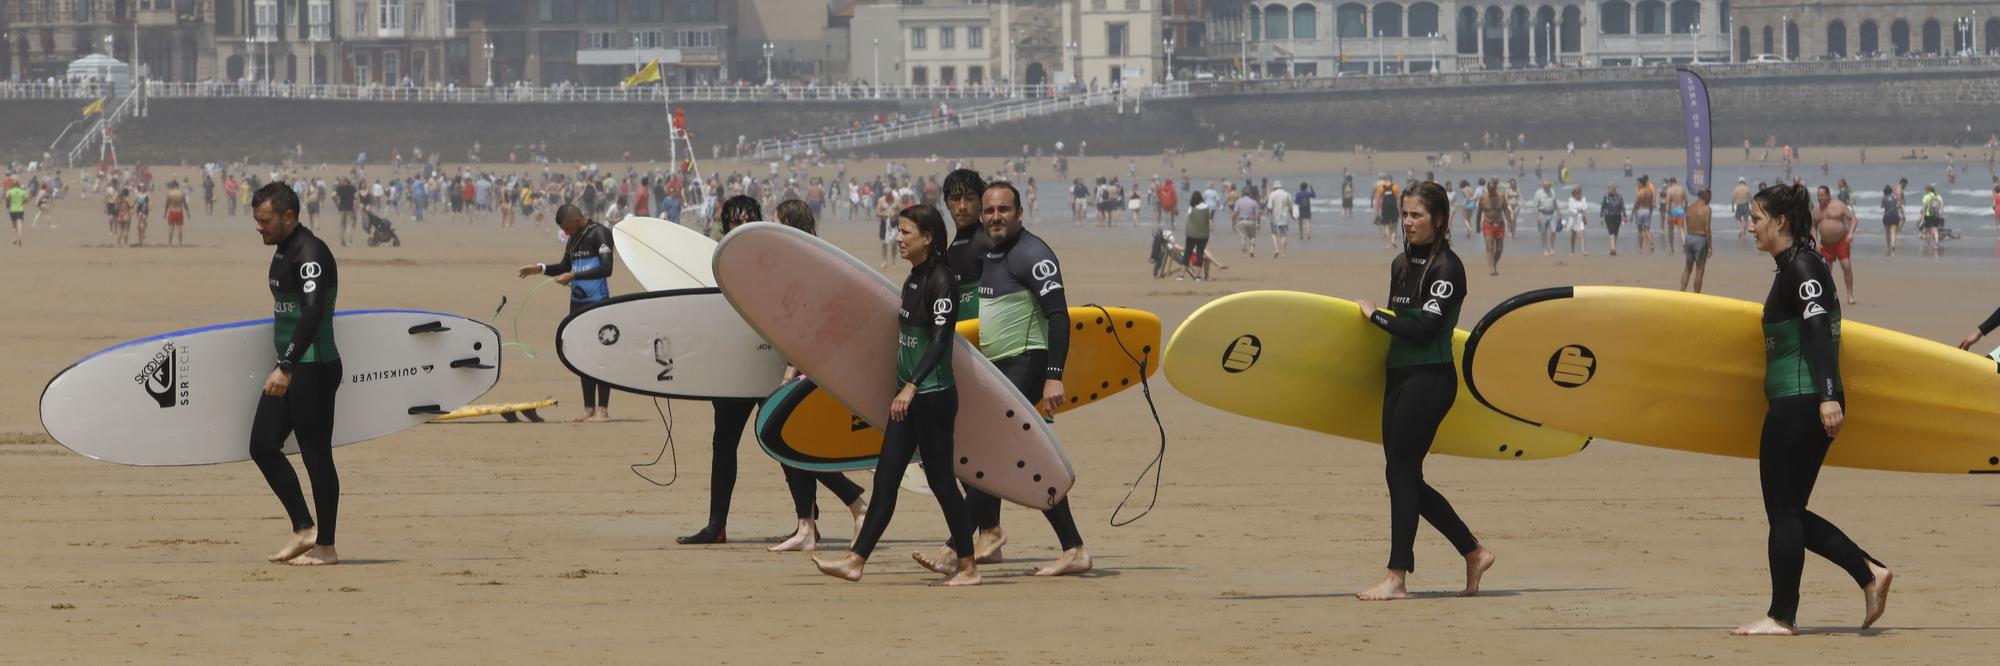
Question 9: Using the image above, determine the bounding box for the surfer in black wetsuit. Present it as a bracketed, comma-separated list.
[678, 196, 868, 546]
[249, 182, 345, 566]
[915, 181, 1091, 577]
[1353, 181, 1495, 600]
[1954, 307, 2000, 353]
[765, 199, 869, 552]
[516, 204, 616, 422]
[1732, 184, 1892, 636]
[813, 204, 980, 585]
[942, 169, 990, 317]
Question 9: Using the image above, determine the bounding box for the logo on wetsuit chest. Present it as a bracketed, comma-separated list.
[1221, 335, 1263, 373]
[134, 342, 191, 408]
[1547, 345, 1597, 387]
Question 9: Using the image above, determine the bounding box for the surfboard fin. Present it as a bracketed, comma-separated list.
[408, 321, 452, 335]
[408, 405, 447, 415]
[449, 357, 495, 369]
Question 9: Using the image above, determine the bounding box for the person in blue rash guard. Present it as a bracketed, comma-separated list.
[813, 204, 981, 586]
[249, 182, 345, 566]
[517, 204, 616, 422]
[1731, 183, 1891, 637]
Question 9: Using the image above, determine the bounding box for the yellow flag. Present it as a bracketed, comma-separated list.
[624, 60, 662, 87]
[81, 98, 105, 117]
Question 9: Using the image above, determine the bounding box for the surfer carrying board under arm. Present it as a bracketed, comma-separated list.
[916, 181, 1093, 577]
[813, 204, 981, 586]
[1732, 183, 1892, 636]
[250, 182, 345, 566]
[517, 204, 616, 423]
[1354, 181, 1496, 601]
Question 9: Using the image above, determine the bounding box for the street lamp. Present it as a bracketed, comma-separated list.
[1690, 23, 1699, 63]
[483, 40, 495, 87]
[871, 37, 880, 94]
[1164, 35, 1175, 81]
[1429, 31, 1437, 72]
[762, 41, 775, 85]
[1781, 13, 1788, 61]
[1068, 40, 1080, 86]
[1236, 33, 1245, 78]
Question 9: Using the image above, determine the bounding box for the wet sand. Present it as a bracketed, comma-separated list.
[5, 160, 2000, 663]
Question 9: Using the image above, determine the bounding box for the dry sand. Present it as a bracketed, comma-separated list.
[5, 161, 2000, 664]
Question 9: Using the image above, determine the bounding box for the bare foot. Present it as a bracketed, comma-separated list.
[913, 546, 958, 575]
[1356, 570, 1409, 601]
[1862, 562, 1893, 629]
[268, 528, 316, 562]
[812, 552, 864, 581]
[568, 408, 597, 423]
[973, 527, 1006, 564]
[769, 520, 819, 552]
[1032, 547, 1092, 576]
[1730, 616, 1799, 636]
[586, 409, 611, 423]
[1460, 547, 1497, 597]
[847, 497, 868, 537]
[931, 557, 982, 587]
[288, 545, 339, 566]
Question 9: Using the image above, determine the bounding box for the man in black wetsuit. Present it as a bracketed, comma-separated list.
[917, 181, 1092, 577]
[250, 182, 344, 566]
[516, 204, 615, 422]
[941, 169, 990, 318]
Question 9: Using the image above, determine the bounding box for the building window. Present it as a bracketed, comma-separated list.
[1600, 1, 1630, 35]
[586, 0, 614, 22]
[968, 26, 983, 49]
[674, 30, 715, 48]
[1635, 0, 1665, 35]
[355, 0, 369, 35]
[380, 0, 403, 33]
[941, 66, 956, 85]
[412, 0, 426, 33]
[584, 30, 615, 49]
[634, 30, 665, 49]
[1126, 0, 1139, 10]
[911, 27, 926, 49]
[444, 0, 456, 34]
[308, 0, 330, 40]
[911, 65, 928, 85]
[384, 51, 401, 82]
[541, 0, 576, 23]
[940, 26, 955, 49]
[633, 0, 663, 22]
[1107, 22, 1128, 56]
[254, 0, 277, 41]
[969, 65, 983, 84]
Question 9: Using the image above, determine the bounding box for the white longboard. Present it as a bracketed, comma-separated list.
[556, 289, 785, 400]
[41, 310, 501, 466]
[611, 216, 715, 290]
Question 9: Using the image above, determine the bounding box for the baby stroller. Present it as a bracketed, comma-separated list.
[364, 210, 402, 247]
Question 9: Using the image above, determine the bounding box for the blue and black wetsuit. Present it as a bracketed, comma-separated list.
[1756, 244, 1881, 626]
[1366, 242, 1479, 572]
[250, 224, 343, 546]
[543, 221, 615, 408]
[851, 258, 973, 559]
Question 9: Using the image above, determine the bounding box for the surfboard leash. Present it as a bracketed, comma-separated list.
[492, 277, 557, 360]
[1085, 303, 1167, 528]
[630, 397, 679, 487]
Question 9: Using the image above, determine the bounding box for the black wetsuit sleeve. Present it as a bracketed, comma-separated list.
[907, 269, 958, 388]
[1979, 307, 2000, 336]
[1021, 239, 1070, 380]
[1793, 254, 1844, 402]
[1370, 255, 1462, 344]
[281, 240, 337, 368]
[570, 225, 615, 281]
[540, 243, 572, 276]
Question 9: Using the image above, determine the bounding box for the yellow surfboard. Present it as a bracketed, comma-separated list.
[434, 399, 558, 423]
[1463, 286, 2000, 474]
[1164, 291, 1589, 460]
[756, 307, 1162, 471]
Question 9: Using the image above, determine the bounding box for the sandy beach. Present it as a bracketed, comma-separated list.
[5, 155, 2000, 663]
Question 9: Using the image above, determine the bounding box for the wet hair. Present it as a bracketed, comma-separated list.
[897, 203, 950, 266]
[983, 181, 1023, 210]
[251, 181, 300, 218]
[1752, 183, 1815, 250]
[942, 169, 986, 201]
[1398, 181, 1454, 282]
[718, 195, 761, 231]
[774, 199, 816, 235]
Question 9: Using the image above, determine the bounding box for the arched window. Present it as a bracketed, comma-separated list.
[1921, 19, 1940, 55]
[1859, 20, 1878, 55]
[1826, 20, 1847, 57]
[1635, 0, 1666, 35]
[1456, 6, 1479, 53]
[1668, 0, 1698, 34]
[1785, 21, 1798, 59]
[1249, 6, 1262, 40]
[1293, 4, 1317, 39]
[1561, 6, 1583, 52]
[1762, 25, 1772, 55]
[1408, 2, 1440, 38]
[1987, 18, 2000, 55]
[1373, 3, 1403, 37]
[1508, 5, 1529, 66]
[1337, 3, 1368, 38]
[1600, 1, 1631, 36]
[1264, 4, 1289, 40]
[1535, 6, 1556, 63]
[1890, 19, 1909, 55]
[1737, 26, 1750, 60]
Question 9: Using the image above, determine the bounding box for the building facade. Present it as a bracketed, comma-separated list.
[460, 0, 732, 86]
[1731, 0, 1995, 61]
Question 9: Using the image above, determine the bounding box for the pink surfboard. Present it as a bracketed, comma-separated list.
[714, 222, 1074, 509]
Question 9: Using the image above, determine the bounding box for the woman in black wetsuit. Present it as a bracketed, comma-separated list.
[1732, 183, 1892, 636]
[677, 196, 869, 547]
[1353, 181, 1496, 601]
[812, 204, 980, 585]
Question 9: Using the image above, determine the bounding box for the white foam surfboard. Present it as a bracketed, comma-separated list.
[41, 310, 501, 466]
[611, 216, 715, 290]
[556, 288, 785, 400]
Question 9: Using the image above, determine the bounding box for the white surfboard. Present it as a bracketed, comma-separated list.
[41, 310, 502, 466]
[556, 288, 785, 400]
[611, 216, 715, 290]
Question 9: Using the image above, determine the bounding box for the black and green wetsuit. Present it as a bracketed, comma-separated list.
[851, 258, 973, 560]
[251, 223, 344, 548]
[270, 224, 339, 370]
[945, 221, 990, 318]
